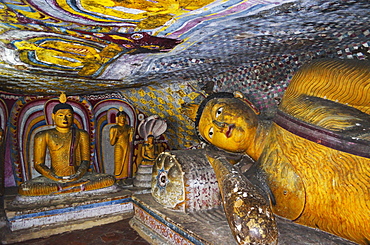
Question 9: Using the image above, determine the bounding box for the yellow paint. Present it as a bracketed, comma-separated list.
[234, 198, 243, 208]
[177, 90, 187, 97]
[131, 96, 139, 102]
[54, 0, 119, 23]
[167, 103, 174, 109]
[188, 92, 199, 100]
[0, 4, 18, 24]
[167, 110, 174, 116]
[99, 44, 124, 58]
[138, 89, 146, 97]
[37, 40, 97, 67]
[158, 97, 165, 104]
[282, 59, 370, 115]
[157, 104, 165, 111]
[140, 98, 147, 104]
[149, 108, 156, 114]
[50, 0, 216, 30]
[185, 135, 192, 140]
[16, 9, 49, 20]
[12, 38, 123, 75]
[148, 91, 156, 98]
[148, 100, 155, 107]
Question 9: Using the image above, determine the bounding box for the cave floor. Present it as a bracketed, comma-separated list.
[4, 216, 149, 245]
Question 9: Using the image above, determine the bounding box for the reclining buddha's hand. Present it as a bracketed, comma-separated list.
[206, 154, 278, 245]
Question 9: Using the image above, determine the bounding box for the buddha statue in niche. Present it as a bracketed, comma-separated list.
[109, 107, 134, 184]
[184, 59, 370, 244]
[18, 93, 116, 196]
[137, 114, 167, 166]
[140, 134, 156, 165]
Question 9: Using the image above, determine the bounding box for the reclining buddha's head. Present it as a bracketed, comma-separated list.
[184, 92, 260, 153]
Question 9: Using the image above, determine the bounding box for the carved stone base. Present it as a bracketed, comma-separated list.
[133, 165, 153, 188]
[2, 186, 133, 244]
[130, 193, 236, 245]
[130, 193, 357, 245]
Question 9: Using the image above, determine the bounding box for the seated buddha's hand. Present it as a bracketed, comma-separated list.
[58, 174, 81, 183]
[47, 172, 66, 182]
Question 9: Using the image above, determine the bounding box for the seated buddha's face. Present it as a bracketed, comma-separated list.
[52, 109, 74, 129]
[198, 97, 258, 153]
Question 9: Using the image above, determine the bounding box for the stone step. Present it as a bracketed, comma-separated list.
[133, 181, 151, 188]
[137, 165, 153, 175]
[135, 174, 152, 182]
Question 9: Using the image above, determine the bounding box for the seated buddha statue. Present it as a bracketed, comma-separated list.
[18, 93, 116, 196]
[140, 134, 156, 165]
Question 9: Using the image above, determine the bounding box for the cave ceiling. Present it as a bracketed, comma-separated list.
[0, 0, 369, 96]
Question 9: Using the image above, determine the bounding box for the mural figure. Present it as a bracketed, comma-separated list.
[109, 107, 134, 184]
[183, 59, 370, 245]
[18, 93, 115, 196]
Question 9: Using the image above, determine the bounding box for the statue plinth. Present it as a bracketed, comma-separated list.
[133, 165, 154, 188]
[2, 186, 133, 244]
[130, 193, 237, 245]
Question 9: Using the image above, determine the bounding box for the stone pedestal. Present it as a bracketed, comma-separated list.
[2, 186, 133, 244]
[133, 165, 153, 188]
[130, 193, 236, 245]
[130, 193, 357, 245]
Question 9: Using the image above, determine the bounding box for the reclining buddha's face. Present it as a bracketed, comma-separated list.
[198, 96, 258, 153]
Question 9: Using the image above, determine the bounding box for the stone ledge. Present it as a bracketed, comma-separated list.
[1, 211, 134, 244]
[130, 193, 357, 245]
[1, 186, 135, 244]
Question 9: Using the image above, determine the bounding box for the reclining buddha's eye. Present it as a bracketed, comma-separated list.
[208, 127, 214, 139]
[216, 107, 223, 118]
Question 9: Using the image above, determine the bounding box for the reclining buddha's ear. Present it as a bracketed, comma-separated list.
[181, 103, 200, 122]
[233, 91, 260, 115]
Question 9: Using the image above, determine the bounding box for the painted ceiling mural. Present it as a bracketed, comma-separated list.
[0, 0, 296, 94]
[0, 0, 368, 96]
[0, 0, 369, 149]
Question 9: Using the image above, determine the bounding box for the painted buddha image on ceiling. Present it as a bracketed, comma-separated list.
[0, 0, 270, 80]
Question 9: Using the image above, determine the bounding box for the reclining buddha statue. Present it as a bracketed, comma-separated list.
[183, 59, 370, 245]
[18, 93, 116, 196]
